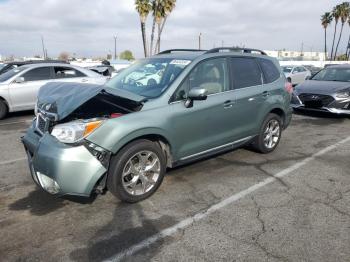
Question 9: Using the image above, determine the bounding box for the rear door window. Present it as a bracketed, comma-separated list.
[230, 57, 262, 89]
[258, 58, 280, 83]
[53, 66, 85, 79]
[22, 67, 52, 82]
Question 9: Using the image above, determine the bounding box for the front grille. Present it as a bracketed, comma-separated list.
[298, 93, 335, 108]
[36, 114, 49, 135]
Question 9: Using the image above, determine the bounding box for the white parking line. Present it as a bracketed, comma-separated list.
[106, 135, 350, 262]
[0, 158, 27, 166]
[0, 120, 32, 127]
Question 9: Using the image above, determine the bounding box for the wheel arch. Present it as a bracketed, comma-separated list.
[269, 107, 286, 126]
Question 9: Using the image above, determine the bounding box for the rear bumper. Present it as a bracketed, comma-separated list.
[284, 107, 293, 129]
[21, 125, 107, 197]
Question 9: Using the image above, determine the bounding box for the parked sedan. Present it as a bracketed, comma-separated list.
[291, 64, 350, 115]
[0, 63, 106, 119]
[282, 65, 311, 85]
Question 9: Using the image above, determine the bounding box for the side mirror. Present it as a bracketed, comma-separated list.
[184, 88, 207, 108]
[14, 77, 24, 83]
[305, 76, 311, 80]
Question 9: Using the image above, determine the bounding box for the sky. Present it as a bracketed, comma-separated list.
[0, 0, 348, 59]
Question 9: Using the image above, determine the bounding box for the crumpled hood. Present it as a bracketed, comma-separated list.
[37, 82, 145, 120]
[294, 80, 350, 95]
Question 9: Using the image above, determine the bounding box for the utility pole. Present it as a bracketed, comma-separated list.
[221, 40, 224, 47]
[113, 35, 117, 60]
[198, 33, 202, 50]
[41, 36, 46, 59]
[300, 42, 304, 57]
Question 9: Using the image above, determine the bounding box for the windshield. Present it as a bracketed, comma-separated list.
[105, 58, 192, 98]
[282, 66, 292, 73]
[0, 64, 5, 70]
[0, 66, 26, 82]
[311, 67, 350, 82]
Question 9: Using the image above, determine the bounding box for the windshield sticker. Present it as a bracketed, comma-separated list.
[170, 60, 191, 66]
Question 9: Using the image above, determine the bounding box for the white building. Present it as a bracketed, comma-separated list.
[264, 50, 327, 61]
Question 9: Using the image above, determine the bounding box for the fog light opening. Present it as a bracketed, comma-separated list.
[36, 172, 60, 194]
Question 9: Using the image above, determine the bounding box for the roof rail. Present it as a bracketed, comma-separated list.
[157, 49, 207, 55]
[205, 47, 267, 55]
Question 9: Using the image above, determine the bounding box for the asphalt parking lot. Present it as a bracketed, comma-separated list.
[0, 110, 349, 262]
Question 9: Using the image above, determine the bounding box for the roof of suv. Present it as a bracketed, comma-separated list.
[154, 47, 268, 60]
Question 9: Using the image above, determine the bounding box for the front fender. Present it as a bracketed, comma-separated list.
[85, 114, 174, 155]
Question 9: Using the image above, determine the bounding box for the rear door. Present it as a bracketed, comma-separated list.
[9, 66, 53, 110]
[52, 66, 89, 83]
[228, 57, 265, 137]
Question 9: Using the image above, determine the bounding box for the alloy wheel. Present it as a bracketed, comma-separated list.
[122, 150, 161, 196]
[263, 119, 280, 149]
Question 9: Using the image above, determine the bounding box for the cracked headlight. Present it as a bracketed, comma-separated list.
[51, 119, 104, 144]
[336, 89, 350, 98]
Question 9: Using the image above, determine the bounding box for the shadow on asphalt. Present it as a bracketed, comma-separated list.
[8, 189, 97, 216]
[292, 109, 349, 126]
[5, 110, 34, 119]
[69, 203, 176, 261]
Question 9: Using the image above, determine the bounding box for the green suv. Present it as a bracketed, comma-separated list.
[22, 48, 292, 203]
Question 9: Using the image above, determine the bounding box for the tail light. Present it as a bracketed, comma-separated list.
[285, 82, 293, 94]
[110, 113, 123, 118]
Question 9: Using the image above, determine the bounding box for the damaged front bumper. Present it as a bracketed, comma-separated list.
[21, 123, 109, 197]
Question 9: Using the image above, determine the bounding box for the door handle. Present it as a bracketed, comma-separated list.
[262, 91, 270, 98]
[223, 100, 235, 109]
[81, 79, 88, 82]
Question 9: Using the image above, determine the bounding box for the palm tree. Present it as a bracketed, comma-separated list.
[321, 12, 333, 60]
[154, 0, 176, 54]
[330, 5, 341, 60]
[346, 15, 350, 59]
[334, 2, 350, 60]
[135, 0, 152, 57]
[149, 0, 161, 56]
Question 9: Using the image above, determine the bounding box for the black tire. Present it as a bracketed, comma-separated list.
[107, 139, 166, 203]
[252, 113, 282, 154]
[0, 100, 8, 120]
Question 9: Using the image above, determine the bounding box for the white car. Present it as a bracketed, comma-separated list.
[0, 63, 107, 119]
[282, 65, 311, 85]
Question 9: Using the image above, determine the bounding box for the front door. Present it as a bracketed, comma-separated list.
[9, 66, 52, 110]
[168, 57, 236, 160]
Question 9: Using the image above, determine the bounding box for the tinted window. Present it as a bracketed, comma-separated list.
[258, 58, 280, 83]
[22, 67, 51, 81]
[230, 58, 262, 89]
[54, 66, 85, 79]
[173, 58, 229, 101]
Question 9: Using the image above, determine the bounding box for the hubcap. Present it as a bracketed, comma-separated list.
[263, 119, 280, 149]
[122, 150, 161, 196]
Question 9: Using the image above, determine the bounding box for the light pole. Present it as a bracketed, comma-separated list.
[114, 35, 117, 60]
[41, 36, 46, 59]
[198, 33, 202, 50]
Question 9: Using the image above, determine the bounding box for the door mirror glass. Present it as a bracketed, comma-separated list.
[14, 77, 24, 83]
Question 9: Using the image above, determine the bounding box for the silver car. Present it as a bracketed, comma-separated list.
[0, 63, 107, 119]
[291, 64, 350, 115]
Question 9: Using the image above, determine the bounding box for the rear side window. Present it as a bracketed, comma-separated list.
[258, 58, 280, 83]
[53, 67, 85, 79]
[22, 67, 51, 82]
[230, 58, 262, 89]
